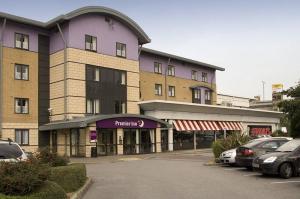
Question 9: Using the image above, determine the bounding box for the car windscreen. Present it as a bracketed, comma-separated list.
[0, 143, 23, 159]
[242, 140, 265, 148]
[276, 140, 300, 152]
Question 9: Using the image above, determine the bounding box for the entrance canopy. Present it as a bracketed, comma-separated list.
[173, 120, 243, 132]
[39, 114, 171, 131]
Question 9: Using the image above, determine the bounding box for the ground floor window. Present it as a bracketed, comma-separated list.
[15, 129, 29, 145]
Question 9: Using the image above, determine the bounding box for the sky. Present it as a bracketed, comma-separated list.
[1, 0, 299, 100]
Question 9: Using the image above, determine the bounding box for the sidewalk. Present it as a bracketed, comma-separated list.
[70, 148, 213, 164]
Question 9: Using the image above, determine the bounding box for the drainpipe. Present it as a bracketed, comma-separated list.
[0, 18, 7, 138]
[164, 58, 171, 100]
[56, 23, 68, 121]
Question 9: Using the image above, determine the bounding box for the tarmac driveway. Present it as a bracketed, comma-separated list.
[80, 150, 300, 199]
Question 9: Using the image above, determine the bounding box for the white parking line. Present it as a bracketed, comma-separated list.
[224, 168, 245, 171]
[243, 173, 261, 177]
[271, 181, 300, 184]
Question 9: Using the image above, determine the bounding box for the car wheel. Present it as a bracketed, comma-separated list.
[279, 163, 293, 179]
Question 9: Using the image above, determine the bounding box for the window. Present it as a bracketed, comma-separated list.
[155, 84, 162, 96]
[85, 35, 97, 52]
[121, 72, 126, 85]
[116, 42, 126, 58]
[94, 68, 100, 81]
[15, 64, 29, 80]
[15, 129, 29, 145]
[168, 86, 175, 97]
[167, 66, 175, 76]
[205, 90, 211, 101]
[191, 70, 197, 80]
[15, 33, 29, 50]
[194, 89, 201, 99]
[15, 98, 29, 114]
[202, 72, 208, 82]
[154, 62, 162, 74]
[86, 99, 100, 114]
[115, 101, 126, 114]
[260, 141, 279, 149]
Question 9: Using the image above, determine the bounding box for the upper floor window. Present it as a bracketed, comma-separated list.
[155, 84, 162, 96]
[15, 33, 29, 50]
[202, 72, 208, 82]
[86, 99, 100, 114]
[167, 65, 175, 76]
[116, 42, 126, 58]
[15, 64, 29, 80]
[85, 35, 97, 52]
[15, 98, 29, 114]
[191, 70, 197, 80]
[121, 71, 126, 85]
[205, 90, 211, 104]
[194, 89, 201, 99]
[168, 86, 175, 97]
[15, 129, 29, 145]
[154, 62, 162, 74]
[115, 101, 126, 114]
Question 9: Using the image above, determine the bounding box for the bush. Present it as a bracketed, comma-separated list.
[0, 181, 67, 199]
[272, 129, 288, 137]
[36, 148, 69, 167]
[212, 132, 250, 159]
[49, 163, 86, 193]
[0, 160, 50, 196]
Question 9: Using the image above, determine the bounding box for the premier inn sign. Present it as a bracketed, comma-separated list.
[96, 117, 158, 129]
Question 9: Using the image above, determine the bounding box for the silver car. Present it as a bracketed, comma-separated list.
[0, 139, 27, 162]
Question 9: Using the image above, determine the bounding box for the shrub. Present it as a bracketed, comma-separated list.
[272, 129, 288, 137]
[212, 132, 251, 159]
[49, 163, 86, 193]
[36, 147, 69, 167]
[0, 181, 67, 199]
[0, 160, 50, 196]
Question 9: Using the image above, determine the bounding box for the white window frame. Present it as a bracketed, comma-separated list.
[167, 66, 175, 76]
[85, 35, 97, 52]
[15, 33, 29, 50]
[154, 62, 162, 74]
[15, 64, 29, 80]
[168, 86, 175, 97]
[15, 129, 29, 145]
[116, 42, 126, 58]
[155, 84, 162, 96]
[15, 98, 29, 114]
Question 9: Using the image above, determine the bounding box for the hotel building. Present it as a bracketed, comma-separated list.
[0, 7, 282, 157]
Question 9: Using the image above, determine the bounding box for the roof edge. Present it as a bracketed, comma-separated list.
[141, 47, 225, 71]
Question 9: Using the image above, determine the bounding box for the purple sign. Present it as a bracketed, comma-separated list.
[96, 117, 157, 129]
[90, 131, 97, 142]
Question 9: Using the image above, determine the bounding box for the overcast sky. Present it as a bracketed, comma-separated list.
[1, 0, 299, 100]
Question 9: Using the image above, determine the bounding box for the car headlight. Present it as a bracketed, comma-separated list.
[263, 156, 277, 163]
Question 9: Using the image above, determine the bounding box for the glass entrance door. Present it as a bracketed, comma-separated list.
[70, 129, 80, 157]
[123, 129, 137, 155]
[140, 129, 156, 154]
[97, 129, 117, 156]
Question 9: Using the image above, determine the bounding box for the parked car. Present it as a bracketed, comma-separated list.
[236, 137, 292, 169]
[220, 137, 280, 165]
[253, 139, 300, 178]
[0, 139, 27, 162]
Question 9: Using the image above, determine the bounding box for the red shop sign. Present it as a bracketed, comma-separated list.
[249, 126, 272, 136]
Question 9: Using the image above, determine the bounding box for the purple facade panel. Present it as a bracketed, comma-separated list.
[64, 14, 139, 60]
[139, 52, 216, 84]
[49, 23, 69, 54]
[2, 21, 48, 52]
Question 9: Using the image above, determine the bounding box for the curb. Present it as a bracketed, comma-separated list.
[70, 177, 93, 199]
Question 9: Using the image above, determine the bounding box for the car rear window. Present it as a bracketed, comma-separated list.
[0, 143, 23, 159]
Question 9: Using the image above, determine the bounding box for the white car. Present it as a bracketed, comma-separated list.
[219, 148, 237, 165]
[0, 139, 27, 162]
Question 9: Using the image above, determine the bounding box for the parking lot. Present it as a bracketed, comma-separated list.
[80, 151, 300, 199]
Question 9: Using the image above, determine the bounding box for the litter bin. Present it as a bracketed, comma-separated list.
[91, 147, 97, 158]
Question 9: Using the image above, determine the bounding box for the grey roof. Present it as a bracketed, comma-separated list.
[141, 47, 225, 71]
[0, 6, 151, 44]
[39, 114, 171, 131]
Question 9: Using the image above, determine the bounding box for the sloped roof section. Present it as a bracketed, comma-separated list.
[0, 6, 151, 44]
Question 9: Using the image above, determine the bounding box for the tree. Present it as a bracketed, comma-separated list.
[278, 82, 300, 138]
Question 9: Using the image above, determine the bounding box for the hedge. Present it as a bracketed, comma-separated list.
[49, 163, 86, 193]
[0, 181, 67, 199]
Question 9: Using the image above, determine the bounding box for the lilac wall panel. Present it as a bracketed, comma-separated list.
[49, 23, 69, 54]
[3, 21, 47, 52]
[139, 52, 216, 84]
[66, 14, 139, 60]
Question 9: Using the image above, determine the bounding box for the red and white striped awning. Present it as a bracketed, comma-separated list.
[173, 120, 243, 132]
[218, 121, 243, 131]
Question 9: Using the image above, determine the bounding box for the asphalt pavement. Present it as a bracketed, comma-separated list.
[79, 150, 300, 199]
